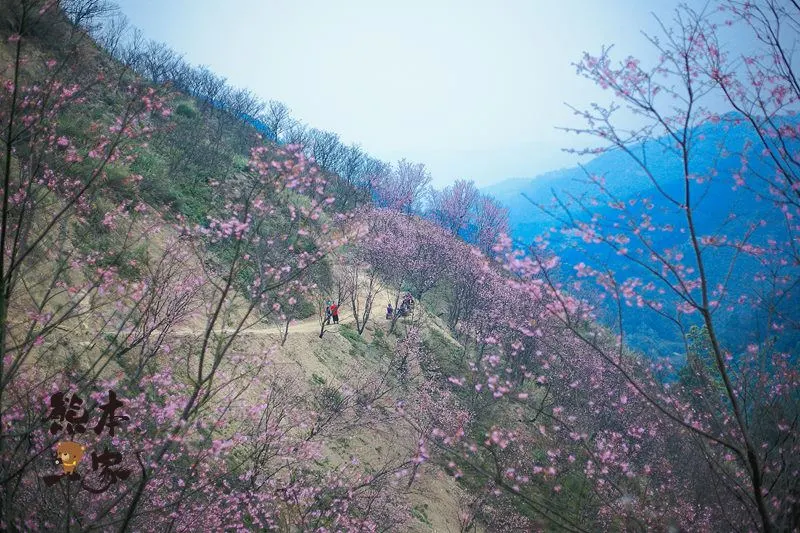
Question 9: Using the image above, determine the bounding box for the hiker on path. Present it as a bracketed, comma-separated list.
[386, 303, 393, 320]
[325, 300, 332, 325]
[330, 302, 339, 324]
[399, 293, 411, 316]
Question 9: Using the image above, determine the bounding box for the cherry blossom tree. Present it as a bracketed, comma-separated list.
[344, 8, 799, 526]
[499, 3, 800, 530]
[429, 179, 480, 236]
[268, 278, 315, 346]
[312, 254, 352, 338]
[0, 0, 178, 511]
[469, 194, 509, 255]
[373, 159, 432, 214]
[361, 208, 456, 334]
[6, 1, 799, 531]
[345, 255, 380, 335]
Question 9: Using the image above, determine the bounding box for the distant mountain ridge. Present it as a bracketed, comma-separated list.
[482, 114, 797, 244]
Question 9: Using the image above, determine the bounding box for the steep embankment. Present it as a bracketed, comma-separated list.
[37, 207, 474, 531]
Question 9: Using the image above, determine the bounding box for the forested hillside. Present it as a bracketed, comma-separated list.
[0, 1, 798, 532]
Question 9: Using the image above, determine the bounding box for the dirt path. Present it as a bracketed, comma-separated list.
[179, 311, 358, 336]
[79, 311, 360, 342]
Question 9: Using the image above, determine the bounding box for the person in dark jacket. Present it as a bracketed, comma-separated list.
[386, 303, 393, 319]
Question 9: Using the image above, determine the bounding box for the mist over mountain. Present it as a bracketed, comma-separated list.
[484, 115, 800, 358]
[486, 115, 775, 238]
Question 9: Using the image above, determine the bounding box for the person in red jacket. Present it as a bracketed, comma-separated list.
[330, 302, 339, 324]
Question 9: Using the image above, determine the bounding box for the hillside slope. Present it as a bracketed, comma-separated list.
[0, 5, 478, 530]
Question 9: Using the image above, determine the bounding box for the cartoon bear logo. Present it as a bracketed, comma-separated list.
[56, 441, 86, 475]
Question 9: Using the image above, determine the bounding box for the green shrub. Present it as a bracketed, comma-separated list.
[316, 385, 344, 413]
[339, 324, 363, 348]
[175, 102, 198, 119]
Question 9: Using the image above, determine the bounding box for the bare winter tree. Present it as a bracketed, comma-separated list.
[139, 39, 184, 85]
[284, 121, 311, 149]
[260, 100, 293, 142]
[117, 26, 146, 71]
[362, 156, 392, 193]
[214, 86, 256, 118]
[325, 143, 370, 210]
[90, 10, 129, 58]
[223, 88, 265, 151]
[61, 0, 117, 31]
[307, 128, 343, 172]
[193, 65, 228, 113]
[339, 143, 366, 186]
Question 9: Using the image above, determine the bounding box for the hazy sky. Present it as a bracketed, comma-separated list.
[114, 0, 698, 187]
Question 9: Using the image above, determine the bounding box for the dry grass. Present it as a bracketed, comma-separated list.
[14, 209, 473, 530]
